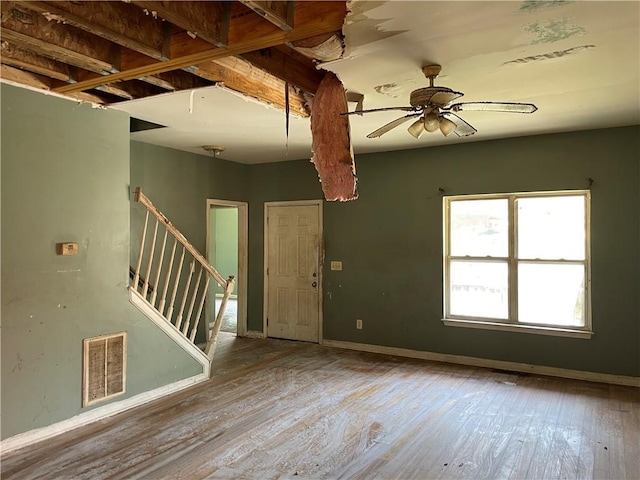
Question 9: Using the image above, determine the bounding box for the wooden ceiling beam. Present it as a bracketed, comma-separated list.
[11, 1, 170, 60]
[95, 80, 164, 101]
[73, 70, 165, 101]
[150, 70, 214, 92]
[191, 57, 309, 117]
[0, 2, 120, 74]
[1, 41, 75, 82]
[0, 64, 108, 104]
[131, 1, 230, 47]
[240, 47, 325, 94]
[1, 63, 51, 90]
[53, 1, 347, 95]
[239, 1, 295, 31]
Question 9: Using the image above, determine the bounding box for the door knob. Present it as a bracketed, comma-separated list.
[312, 281, 317, 287]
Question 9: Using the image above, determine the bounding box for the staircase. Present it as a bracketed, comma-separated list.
[128, 187, 235, 377]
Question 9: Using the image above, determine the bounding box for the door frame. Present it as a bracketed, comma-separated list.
[263, 200, 324, 343]
[206, 199, 248, 337]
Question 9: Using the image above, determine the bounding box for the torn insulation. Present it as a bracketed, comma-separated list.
[310, 72, 357, 202]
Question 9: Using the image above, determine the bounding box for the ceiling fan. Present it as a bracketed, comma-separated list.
[342, 65, 538, 139]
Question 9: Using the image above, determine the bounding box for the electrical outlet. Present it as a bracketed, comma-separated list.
[330, 261, 343, 271]
[356, 319, 363, 330]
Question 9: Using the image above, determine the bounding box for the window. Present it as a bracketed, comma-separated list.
[443, 191, 591, 338]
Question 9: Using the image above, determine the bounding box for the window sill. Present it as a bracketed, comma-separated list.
[442, 318, 593, 339]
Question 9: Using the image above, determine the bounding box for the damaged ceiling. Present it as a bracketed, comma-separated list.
[0, 1, 346, 114]
[1, 1, 639, 165]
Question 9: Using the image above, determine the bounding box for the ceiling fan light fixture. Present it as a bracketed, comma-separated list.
[439, 116, 457, 136]
[407, 118, 425, 138]
[424, 112, 440, 132]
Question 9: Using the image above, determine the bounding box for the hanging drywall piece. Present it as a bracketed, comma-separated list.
[310, 72, 358, 202]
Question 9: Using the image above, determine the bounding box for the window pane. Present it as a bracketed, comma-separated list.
[518, 196, 585, 260]
[449, 261, 508, 319]
[518, 263, 585, 326]
[450, 199, 508, 257]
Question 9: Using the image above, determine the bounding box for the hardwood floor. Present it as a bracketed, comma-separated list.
[2, 333, 639, 479]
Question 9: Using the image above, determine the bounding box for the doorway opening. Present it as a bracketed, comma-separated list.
[207, 199, 248, 337]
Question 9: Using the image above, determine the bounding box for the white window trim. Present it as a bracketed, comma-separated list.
[442, 190, 592, 338]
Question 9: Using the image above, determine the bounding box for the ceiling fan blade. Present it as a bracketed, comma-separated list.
[430, 90, 463, 106]
[340, 106, 417, 116]
[440, 112, 477, 137]
[367, 113, 421, 138]
[448, 102, 538, 114]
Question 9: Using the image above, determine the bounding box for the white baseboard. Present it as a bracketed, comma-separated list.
[0, 373, 208, 455]
[243, 330, 265, 339]
[322, 339, 640, 388]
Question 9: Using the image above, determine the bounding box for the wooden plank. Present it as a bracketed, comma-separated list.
[0, 62, 51, 89]
[192, 58, 309, 117]
[239, 1, 295, 31]
[66, 90, 110, 104]
[53, 1, 347, 94]
[12, 0, 169, 60]
[241, 46, 325, 94]
[0, 2, 120, 74]
[2, 338, 639, 479]
[74, 70, 165, 101]
[142, 70, 214, 92]
[131, 1, 230, 47]
[0, 41, 74, 82]
[0, 64, 109, 105]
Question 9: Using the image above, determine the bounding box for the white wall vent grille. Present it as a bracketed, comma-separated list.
[83, 332, 127, 407]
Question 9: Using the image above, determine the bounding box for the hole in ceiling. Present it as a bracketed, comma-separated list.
[130, 117, 167, 133]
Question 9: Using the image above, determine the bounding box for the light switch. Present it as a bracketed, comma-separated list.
[330, 261, 343, 271]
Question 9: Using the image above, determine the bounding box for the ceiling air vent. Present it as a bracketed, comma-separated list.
[83, 332, 127, 407]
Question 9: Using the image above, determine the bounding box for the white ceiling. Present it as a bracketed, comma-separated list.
[113, 0, 640, 164]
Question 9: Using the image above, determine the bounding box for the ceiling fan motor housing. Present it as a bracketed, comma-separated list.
[409, 87, 456, 108]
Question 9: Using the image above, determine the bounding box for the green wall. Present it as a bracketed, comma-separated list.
[130, 142, 248, 341]
[214, 208, 238, 283]
[3, 81, 636, 443]
[246, 160, 324, 331]
[0, 84, 202, 440]
[246, 127, 640, 377]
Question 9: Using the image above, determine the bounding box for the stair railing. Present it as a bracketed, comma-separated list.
[130, 187, 235, 364]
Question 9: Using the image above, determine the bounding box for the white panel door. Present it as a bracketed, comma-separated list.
[266, 204, 320, 342]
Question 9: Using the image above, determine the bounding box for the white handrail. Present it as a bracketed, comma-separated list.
[131, 187, 235, 366]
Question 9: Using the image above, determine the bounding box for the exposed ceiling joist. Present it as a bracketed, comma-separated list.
[52, 1, 346, 95]
[144, 70, 214, 92]
[131, 1, 230, 48]
[1, 63, 109, 104]
[239, 1, 295, 31]
[11, 1, 170, 60]
[70, 69, 166, 100]
[192, 56, 309, 117]
[0, 3, 120, 74]
[1, 0, 347, 117]
[241, 47, 325, 94]
[1, 41, 75, 82]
